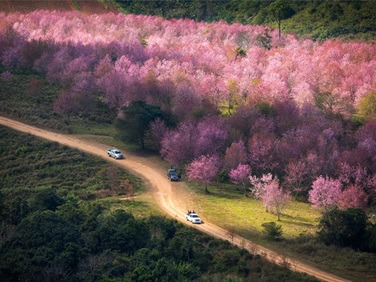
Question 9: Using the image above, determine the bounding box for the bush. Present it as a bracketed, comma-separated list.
[318, 208, 369, 250]
[261, 222, 283, 241]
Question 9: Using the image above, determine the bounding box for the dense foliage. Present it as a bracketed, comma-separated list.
[318, 208, 375, 252]
[115, 100, 172, 149]
[0, 126, 317, 281]
[116, 0, 376, 41]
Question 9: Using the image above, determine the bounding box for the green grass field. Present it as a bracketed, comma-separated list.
[183, 181, 376, 282]
[188, 182, 321, 239]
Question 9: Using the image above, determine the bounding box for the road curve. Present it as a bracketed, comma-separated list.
[0, 116, 350, 282]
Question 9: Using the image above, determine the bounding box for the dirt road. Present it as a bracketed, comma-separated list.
[0, 116, 350, 282]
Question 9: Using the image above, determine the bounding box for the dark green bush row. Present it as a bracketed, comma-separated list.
[0, 205, 317, 281]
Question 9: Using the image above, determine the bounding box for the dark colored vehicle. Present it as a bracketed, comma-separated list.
[167, 168, 180, 181]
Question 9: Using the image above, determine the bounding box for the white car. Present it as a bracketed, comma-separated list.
[185, 212, 202, 224]
[107, 148, 124, 159]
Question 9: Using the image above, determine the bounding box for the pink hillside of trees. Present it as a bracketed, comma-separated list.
[0, 11, 375, 114]
[1, 11, 376, 208]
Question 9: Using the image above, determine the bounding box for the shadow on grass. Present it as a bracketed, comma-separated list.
[191, 182, 249, 200]
[279, 213, 316, 229]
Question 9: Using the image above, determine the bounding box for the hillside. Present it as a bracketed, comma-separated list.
[0, 0, 119, 13]
[115, 0, 376, 41]
[1, 0, 375, 41]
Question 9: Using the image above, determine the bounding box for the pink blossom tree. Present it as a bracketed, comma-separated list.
[160, 121, 196, 167]
[248, 133, 278, 174]
[250, 174, 290, 220]
[338, 185, 368, 210]
[262, 179, 291, 221]
[145, 118, 168, 151]
[249, 173, 274, 201]
[186, 155, 220, 194]
[52, 90, 78, 119]
[229, 164, 252, 193]
[366, 173, 376, 204]
[194, 117, 228, 157]
[223, 140, 248, 171]
[284, 159, 309, 197]
[309, 176, 342, 210]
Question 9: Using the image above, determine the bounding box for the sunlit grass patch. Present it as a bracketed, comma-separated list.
[185, 181, 321, 239]
[98, 193, 162, 220]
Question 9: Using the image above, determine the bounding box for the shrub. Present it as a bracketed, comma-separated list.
[261, 222, 283, 241]
[318, 208, 369, 250]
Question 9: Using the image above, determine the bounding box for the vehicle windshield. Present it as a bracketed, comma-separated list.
[191, 214, 199, 218]
[114, 150, 121, 154]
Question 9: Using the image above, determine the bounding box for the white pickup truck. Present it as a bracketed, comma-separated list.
[185, 212, 202, 224]
[107, 148, 124, 159]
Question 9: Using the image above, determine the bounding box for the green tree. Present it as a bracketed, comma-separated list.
[56, 201, 85, 226]
[261, 221, 283, 240]
[356, 91, 376, 121]
[30, 188, 65, 212]
[6, 196, 29, 225]
[270, 0, 295, 38]
[318, 208, 370, 250]
[0, 210, 82, 280]
[115, 100, 170, 149]
[0, 192, 4, 221]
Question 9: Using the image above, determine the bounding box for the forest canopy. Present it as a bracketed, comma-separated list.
[116, 0, 376, 41]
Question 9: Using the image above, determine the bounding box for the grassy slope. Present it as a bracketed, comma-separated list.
[182, 182, 376, 282]
[0, 125, 158, 219]
[279, 0, 376, 41]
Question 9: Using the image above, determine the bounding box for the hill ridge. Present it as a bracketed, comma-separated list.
[0, 0, 118, 14]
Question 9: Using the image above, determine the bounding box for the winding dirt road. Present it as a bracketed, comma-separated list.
[0, 116, 350, 282]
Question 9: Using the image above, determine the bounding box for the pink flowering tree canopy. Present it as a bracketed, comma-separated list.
[186, 155, 220, 193]
[224, 140, 248, 171]
[338, 185, 368, 210]
[262, 179, 291, 221]
[249, 173, 273, 200]
[250, 174, 290, 220]
[309, 176, 342, 210]
[229, 164, 252, 193]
